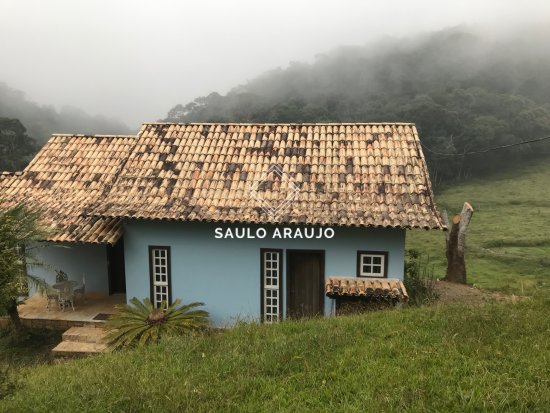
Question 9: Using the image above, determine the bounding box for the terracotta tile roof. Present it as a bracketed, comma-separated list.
[325, 277, 409, 302]
[0, 134, 135, 244]
[1, 123, 444, 243]
[93, 123, 444, 229]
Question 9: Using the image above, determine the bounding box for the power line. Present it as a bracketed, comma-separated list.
[420, 135, 550, 157]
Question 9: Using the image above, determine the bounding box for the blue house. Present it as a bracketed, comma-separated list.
[1, 123, 444, 326]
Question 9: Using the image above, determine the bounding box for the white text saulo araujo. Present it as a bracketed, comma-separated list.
[214, 227, 335, 239]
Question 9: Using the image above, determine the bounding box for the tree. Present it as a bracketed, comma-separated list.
[443, 202, 474, 284]
[0, 118, 38, 172]
[0, 203, 49, 332]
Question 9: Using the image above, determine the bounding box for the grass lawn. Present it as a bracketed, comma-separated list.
[407, 159, 550, 294]
[0, 328, 60, 401]
[0, 329, 60, 370]
[1, 298, 549, 412]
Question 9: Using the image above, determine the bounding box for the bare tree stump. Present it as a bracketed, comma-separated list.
[443, 202, 474, 284]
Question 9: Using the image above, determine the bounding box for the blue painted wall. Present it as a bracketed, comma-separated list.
[31, 242, 109, 292]
[124, 221, 405, 326]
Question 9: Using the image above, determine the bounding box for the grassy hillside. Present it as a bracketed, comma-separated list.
[408, 159, 550, 294]
[1, 299, 548, 412]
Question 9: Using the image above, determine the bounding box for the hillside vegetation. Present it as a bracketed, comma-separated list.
[166, 26, 550, 184]
[0, 83, 131, 144]
[0, 118, 37, 171]
[0, 82, 132, 171]
[1, 299, 548, 412]
[408, 158, 550, 294]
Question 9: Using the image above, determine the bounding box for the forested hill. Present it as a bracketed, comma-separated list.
[0, 117, 37, 171]
[0, 82, 131, 144]
[165, 26, 550, 185]
[0, 82, 132, 171]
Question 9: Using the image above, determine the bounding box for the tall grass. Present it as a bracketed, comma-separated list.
[1, 298, 549, 412]
[0, 367, 15, 401]
[0, 328, 60, 401]
[403, 249, 438, 305]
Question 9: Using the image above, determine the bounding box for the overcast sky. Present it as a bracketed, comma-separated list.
[1, 0, 549, 129]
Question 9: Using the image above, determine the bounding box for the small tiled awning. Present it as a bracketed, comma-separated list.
[325, 277, 409, 302]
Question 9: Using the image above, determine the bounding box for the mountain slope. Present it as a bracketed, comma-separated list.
[0, 82, 131, 144]
[165, 26, 550, 184]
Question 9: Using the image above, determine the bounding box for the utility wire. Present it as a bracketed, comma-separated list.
[420, 135, 550, 157]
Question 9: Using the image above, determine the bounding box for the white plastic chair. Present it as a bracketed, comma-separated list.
[45, 287, 60, 311]
[58, 283, 75, 312]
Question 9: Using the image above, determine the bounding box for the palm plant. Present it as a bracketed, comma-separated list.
[0, 203, 50, 332]
[105, 297, 209, 350]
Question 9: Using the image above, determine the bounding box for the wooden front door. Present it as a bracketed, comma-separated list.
[107, 238, 126, 295]
[287, 250, 324, 318]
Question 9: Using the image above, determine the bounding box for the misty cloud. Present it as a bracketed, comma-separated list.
[1, 0, 550, 128]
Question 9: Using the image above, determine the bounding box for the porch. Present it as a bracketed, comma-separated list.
[13, 293, 126, 330]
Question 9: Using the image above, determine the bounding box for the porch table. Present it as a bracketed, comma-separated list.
[52, 280, 79, 311]
[52, 280, 78, 290]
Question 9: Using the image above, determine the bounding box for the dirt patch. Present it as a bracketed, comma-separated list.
[433, 280, 522, 306]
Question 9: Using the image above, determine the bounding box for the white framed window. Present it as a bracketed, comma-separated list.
[149, 246, 171, 308]
[261, 249, 282, 323]
[357, 251, 387, 278]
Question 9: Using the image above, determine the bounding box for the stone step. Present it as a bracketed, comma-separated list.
[52, 340, 107, 356]
[62, 326, 107, 344]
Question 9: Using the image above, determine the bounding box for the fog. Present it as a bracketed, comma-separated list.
[0, 0, 549, 129]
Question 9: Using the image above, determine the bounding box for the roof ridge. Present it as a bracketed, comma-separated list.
[51, 134, 136, 138]
[140, 122, 417, 126]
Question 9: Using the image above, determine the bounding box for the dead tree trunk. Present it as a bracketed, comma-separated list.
[443, 202, 474, 284]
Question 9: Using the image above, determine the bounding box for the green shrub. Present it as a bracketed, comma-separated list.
[404, 249, 438, 305]
[105, 297, 209, 350]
